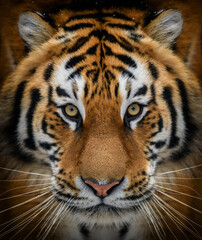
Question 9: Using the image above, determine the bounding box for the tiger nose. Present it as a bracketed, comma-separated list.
[84, 180, 120, 198]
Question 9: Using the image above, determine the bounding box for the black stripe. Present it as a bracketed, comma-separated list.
[148, 62, 158, 79]
[66, 12, 133, 23]
[151, 140, 166, 149]
[173, 78, 197, 159]
[115, 83, 119, 98]
[119, 224, 129, 237]
[56, 87, 71, 97]
[134, 85, 147, 97]
[130, 33, 145, 42]
[80, 225, 89, 238]
[84, 83, 89, 98]
[44, 63, 54, 81]
[92, 69, 100, 83]
[162, 87, 179, 148]
[107, 23, 134, 31]
[150, 84, 156, 104]
[48, 86, 53, 106]
[67, 66, 84, 80]
[115, 54, 137, 68]
[65, 55, 85, 69]
[63, 23, 94, 32]
[119, 36, 133, 52]
[24, 89, 41, 150]
[72, 87, 78, 100]
[87, 44, 98, 55]
[39, 141, 56, 150]
[68, 37, 89, 53]
[5, 81, 27, 149]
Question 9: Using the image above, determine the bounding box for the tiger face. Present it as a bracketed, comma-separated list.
[0, 8, 201, 227]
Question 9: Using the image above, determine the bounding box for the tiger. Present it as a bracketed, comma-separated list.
[0, 0, 201, 239]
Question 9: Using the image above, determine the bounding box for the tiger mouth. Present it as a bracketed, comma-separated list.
[53, 187, 154, 214]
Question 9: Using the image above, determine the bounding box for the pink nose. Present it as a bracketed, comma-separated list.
[84, 180, 120, 197]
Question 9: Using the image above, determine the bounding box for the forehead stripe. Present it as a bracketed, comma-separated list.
[134, 85, 148, 97]
[56, 87, 71, 98]
[148, 62, 158, 79]
[44, 63, 54, 81]
[66, 12, 133, 23]
[63, 23, 94, 32]
[65, 55, 85, 69]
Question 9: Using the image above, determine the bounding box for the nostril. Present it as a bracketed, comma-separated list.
[83, 179, 121, 198]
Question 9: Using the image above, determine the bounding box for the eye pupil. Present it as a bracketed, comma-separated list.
[64, 104, 78, 117]
[127, 103, 141, 116]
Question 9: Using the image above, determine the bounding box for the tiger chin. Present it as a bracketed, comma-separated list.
[0, 1, 201, 240]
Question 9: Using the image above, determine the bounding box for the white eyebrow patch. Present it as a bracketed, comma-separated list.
[51, 57, 86, 129]
[119, 58, 152, 129]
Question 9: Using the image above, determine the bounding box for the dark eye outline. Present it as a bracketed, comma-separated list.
[61, 104, 82, 129]
[124, 103, 144, 128]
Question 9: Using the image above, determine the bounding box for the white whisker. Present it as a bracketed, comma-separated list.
[0, 195, 54, 238]
[0, 183, 51, 198]
[154, 194, 202, 239]
[156, 184, 202, 200]
[0, 185, 51, 201]
[0, 167, 50, 176]
[0, 189, 51, 214]
[22, 197, 56, 240]
[156, 189, 202, 213]
[8, 197, 55, 240]
[0, 178, 51, 182]
[153, 194, 190, 240]
[158, 164, 202, 175]
[155, 181, 201, 196]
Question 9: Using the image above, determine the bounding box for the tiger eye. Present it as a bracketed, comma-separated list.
[127, 103, 141, 116]
[64, 104, 78, 117]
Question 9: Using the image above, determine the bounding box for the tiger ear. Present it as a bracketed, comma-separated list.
[18, 11, 55, 49]
[145, 9, 183, 47]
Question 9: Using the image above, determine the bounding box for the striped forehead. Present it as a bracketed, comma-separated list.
[118, 58, 153, 119]
[51, 58, 86, 119]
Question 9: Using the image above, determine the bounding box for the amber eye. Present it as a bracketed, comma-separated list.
[64, 104, 78, 117]
[127, 103, 141, 116]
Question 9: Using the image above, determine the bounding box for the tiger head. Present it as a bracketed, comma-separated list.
[0, 8, 201, 226]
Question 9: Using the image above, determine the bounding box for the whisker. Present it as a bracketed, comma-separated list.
[0, 185, 51, 201]
[155, 181, 201, 196]
[0, 167, 50, 176]
[156, 184, 202, 200]
[153, 194, 190, 240]
[143, 201, 162, 239]
[39, 201, 63, 240]
[22, 197, 56, 240]
[158, 164, 202, 175]
[147, 200, 165, 239]
[156, 189, 202, 213]
[0, 178, 51, 182]
[154, 194, 202, 239]
[0, 183, 51, 198]
[8, 197, 55, 240]
[0, 193, 54, 228]
[151, 198, 177, 240]
[49, 202, 69, 239]
[40, 202, 65, 240]
[36, 201, 59, 239]
[155, 176, 202, 180]
[154, 193, 202, 228]
[145, 201, 163, 240]
[0, 195, 54, 238]
[0, 189, 51, 214]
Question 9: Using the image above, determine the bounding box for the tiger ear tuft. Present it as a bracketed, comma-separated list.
[18, 11, 55, 49]
[145, 9, 183, 47]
